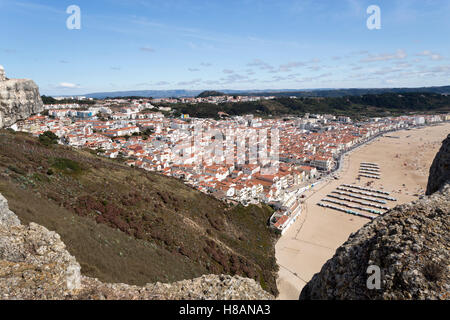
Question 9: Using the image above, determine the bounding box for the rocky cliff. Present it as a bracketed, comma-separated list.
[426, 134, 450, 195]
[0, 193, 272, 300]
[299, 137, 450, 300]
[0, 66, 43, 128]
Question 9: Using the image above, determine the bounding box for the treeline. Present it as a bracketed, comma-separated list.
[196, 91, 225, 98]
[41, 95, 96, 105]
[104, 96, 153, 100]
[170, 92, 450, 119]
[242, 86, 450, 98]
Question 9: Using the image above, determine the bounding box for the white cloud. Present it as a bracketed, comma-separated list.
[309, 58, 321, 63]
[135, 82, 152, 87]
[177, 78, 202, 86]
[2, 49, 16, 54]
[154, 81, 170, 86]
[278, 61, 305, 72]
[57, 82, 80, 89]
[295, 73, 332, 83]
[247, 59, 274, 71]
[361, 49, 407, 62]
[187, 42, 215, 50]
[417, 50, 443, 61]
[417, 50, 432, 56]
[219, 73, 254, 85]
[430, 65, 450, 73]
[139, 46, 155, 52]
[431, 54, 443, 61]
[308, 65, 322, 71]
[394, 63, 411, 69]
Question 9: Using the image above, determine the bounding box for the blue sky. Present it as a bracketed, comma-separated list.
[0, 0, 449, 95]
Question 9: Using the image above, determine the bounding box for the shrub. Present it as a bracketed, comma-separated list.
[51, 158, 83, 175]
[422, 261, 444, 282]
[8, 165, 25, 175]
[39, 131, 59, 146]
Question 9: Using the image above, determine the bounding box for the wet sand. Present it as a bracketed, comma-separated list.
[275, 123, 450, 300]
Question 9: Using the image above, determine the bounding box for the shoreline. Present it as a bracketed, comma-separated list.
[274, 122, 450, 300]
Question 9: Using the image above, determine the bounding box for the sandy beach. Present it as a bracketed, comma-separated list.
[275, 123, 450, 300]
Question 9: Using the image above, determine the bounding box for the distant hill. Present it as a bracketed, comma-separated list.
[41, 95, 95, 105]
[85, 90, 205, 99]
[197, 91, 225, 98]
[243, 86, 450, 98]
[170, 92, 450, 119]
[82, 86, 450, 99]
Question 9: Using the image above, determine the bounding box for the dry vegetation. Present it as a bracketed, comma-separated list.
[0, 130, 279, 295]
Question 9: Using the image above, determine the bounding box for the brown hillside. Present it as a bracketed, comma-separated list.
[0, 130, 279, 295]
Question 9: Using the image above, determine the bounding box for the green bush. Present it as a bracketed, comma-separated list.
[51, 158, 83, 175]
[8, 165, 25, 175]
[39, 131, 59, 146]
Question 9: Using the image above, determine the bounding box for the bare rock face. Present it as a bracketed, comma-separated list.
[0, 193, 272, 300]
[0, 66, 5, 81]
[75, 274, 273, 300]
[0, 194, 20, 227]
[299, 136, 450, 300]
[0, 66, 44, 128]
[426, 134, 450, 195]
[0, 195, 82, 299]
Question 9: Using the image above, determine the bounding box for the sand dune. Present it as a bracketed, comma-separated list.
[275, 123, 450, 300]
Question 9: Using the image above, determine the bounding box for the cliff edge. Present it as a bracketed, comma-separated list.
[0, 193, 272, 300]
[426, 134, 450, 195]
[299, 134, 450, 300]
[0, 65, 43, 128]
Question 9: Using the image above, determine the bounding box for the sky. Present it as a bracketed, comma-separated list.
[0, 0, 449, 96]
